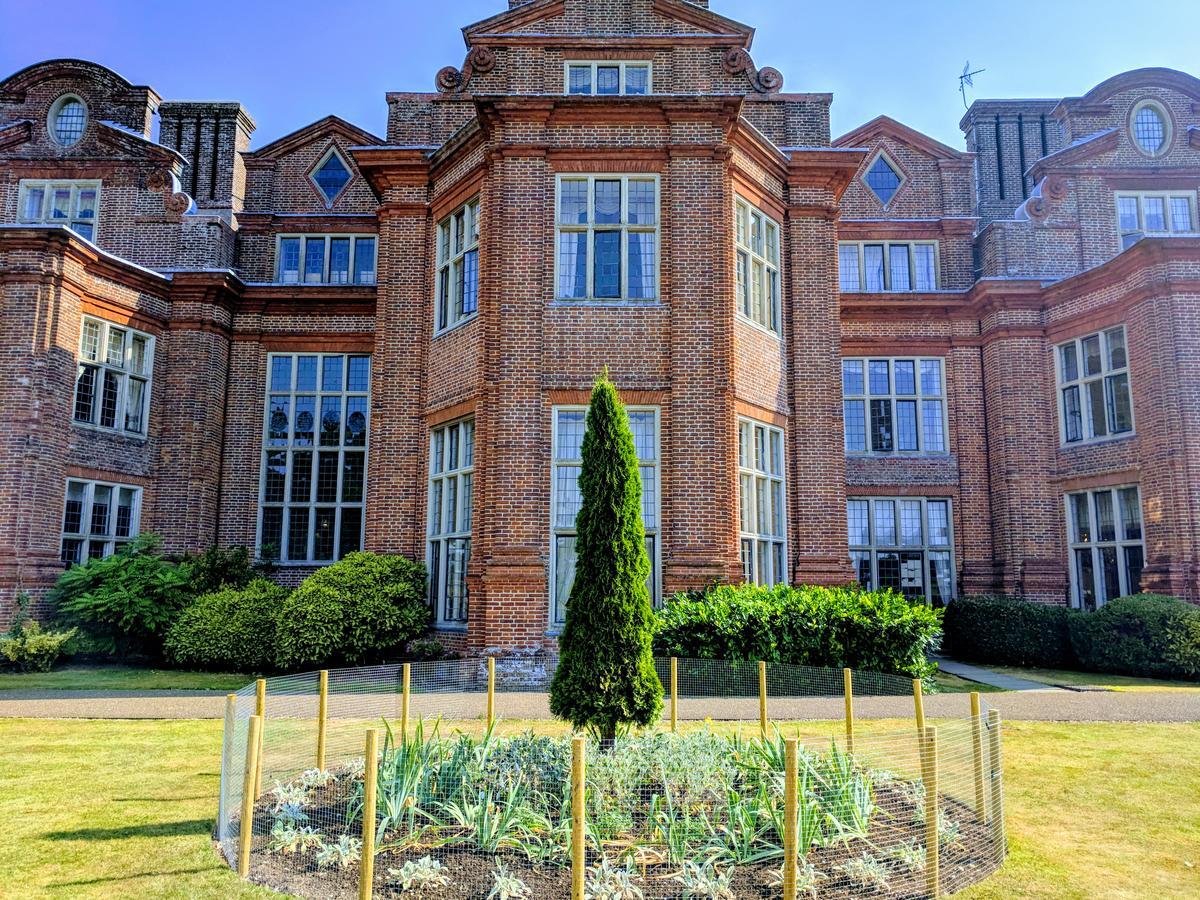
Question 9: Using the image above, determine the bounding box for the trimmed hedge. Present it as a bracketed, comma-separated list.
[274, 552, 429, 670]
[163, 579, 289, 672]
[1069, 594, 1200, 680]
[653, 583, 942, 681]
[942, 595, 1076, 669]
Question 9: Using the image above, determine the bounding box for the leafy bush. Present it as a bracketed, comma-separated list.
[49, 535, 193, 660]
[942, 595, 1077, 669]
[550, 374, 663, 740]
[653, 583, 942, 681]
[274, 552, 428, 670]
[1069, 594, 1200, 680]
[178, 545, 258, 596]
[0, 594, 76, 672]
[164, 579, 289, 671]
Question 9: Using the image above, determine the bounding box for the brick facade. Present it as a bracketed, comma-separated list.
[0, 2, 1196, 639]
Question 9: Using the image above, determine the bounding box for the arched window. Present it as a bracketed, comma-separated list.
[1131, 100, 1169, 156]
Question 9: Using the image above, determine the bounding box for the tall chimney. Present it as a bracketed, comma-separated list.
[157, 102, 255, 219]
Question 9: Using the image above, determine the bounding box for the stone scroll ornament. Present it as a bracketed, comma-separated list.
[436, 47, 498, 94]
[145, 169, 194, 217]
[722, 48, 784, 94]
[1025, 175, 1068, 223]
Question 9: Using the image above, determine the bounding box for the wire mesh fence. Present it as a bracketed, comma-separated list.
[217, 656, 1006, 898]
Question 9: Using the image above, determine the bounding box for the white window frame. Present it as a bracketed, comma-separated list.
[1056, 327, 1134, 446]
[738, 418, 788, 586]
[564, 61, 652, 96]
[1066, 486, 1145, 611]
[60, 478, 141, 565]
[735, 197, 782, 334]
[17, 179, 101, 241]
[842, 357, 947, 456]
[847, 496, 955, 606]
[435, 198, 480, 334]
[550, 405, 661, 629]
[554, 174, 660, 303]
[1114, 191, 1196, 250]
[1129, 99, 1171, 158]
[275, 234, 377, 285]
[257, 353, 370, 565]
[427, 418, 474, 628]
[838, 241, 938, 292]
[48, 94, 87, 147]
[73, 315, 154, 437]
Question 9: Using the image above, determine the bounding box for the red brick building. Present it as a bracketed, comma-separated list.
[1, 0, 1197, 650]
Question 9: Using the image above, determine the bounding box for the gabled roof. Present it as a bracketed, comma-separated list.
[461, 0, 753, 48]
[833, 115, 969, 161]
[248, 115, 383, 159]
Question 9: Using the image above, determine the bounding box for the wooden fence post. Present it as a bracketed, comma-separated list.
[669, 657, 678, 733]
[221, 693, 236, 818]
[571, 736, 586, 900]
[922, 725, 940, 899]
[782, 737, 799, 900]
[316, 670, 329, 771]
[486, 657, 496, 730]
[843, 668, 855, 754]
[987, 710, 1005, 848]
[401, 663, 411, 744]
[359, 728, 379, 900]
[758, 661, 768, 737]
[237, 714, 263, 878]
[912, 678, 926, 736]
[970, 693, 986, 821]
[254, 678, 266, 798]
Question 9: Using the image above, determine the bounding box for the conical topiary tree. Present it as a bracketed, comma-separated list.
[550, 372, 664, 742]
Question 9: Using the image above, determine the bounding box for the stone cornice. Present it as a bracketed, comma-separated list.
[348, 146, 432, 193]
[786, 148, 869, 198]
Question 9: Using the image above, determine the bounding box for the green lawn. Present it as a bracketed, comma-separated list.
[934, 670, 1006, 693]
[980, 666, 1200, 693]
[0, 717, 1195, 899]
[0, 665, 251, 692]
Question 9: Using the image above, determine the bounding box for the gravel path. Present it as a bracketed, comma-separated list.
[1, 688, 1198, 722]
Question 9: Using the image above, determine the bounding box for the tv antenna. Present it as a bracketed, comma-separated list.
[959, 61, 985, 108]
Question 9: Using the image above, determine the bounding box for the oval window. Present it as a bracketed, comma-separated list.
[1131, 101, 1168, 156]
[50, 96, 87, 146]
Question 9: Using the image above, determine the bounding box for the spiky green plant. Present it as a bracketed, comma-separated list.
[549, 372, 663, 742]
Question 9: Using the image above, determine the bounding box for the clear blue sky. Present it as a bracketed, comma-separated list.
[1, 0, 1197, 149]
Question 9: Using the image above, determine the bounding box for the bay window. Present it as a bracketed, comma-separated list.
[435, 198, 480, 333]
[842, 357, 946, 454]
[1057, 327, 1133, 445]
[556, 175, 658, 302]
[74, 316, 153, 436]
[735, 197, 781, 333]
[276, 234, 376, 285]
[551, 406, 659, 625]
[848, 497, 954, 606]
[838, 241, 937, 292]
[18, 179, 100, 241]
[61, 478, 140, 565]
[738, 419, 787, 586]
[428, 419, 474, 626]
[1067, 486, 1145, 610]
[259, 353, 369, 563]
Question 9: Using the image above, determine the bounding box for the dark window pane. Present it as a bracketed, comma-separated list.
[342, 453, 365, 502]
[99, 370, 120, 428]
[286, 507, 309, 561]
[354, 238, 376, 285]
[462, 249, 479, 315]
[870, 399, 893, 452]
[320, 396, 342, 446]
[260, 508, 283, 559]
[1107, 373, 1133, 434]
[316, 452, 340, 503]
[1087, 379, 1107, 438]
[313, 508, 337, 561]
[290, 451, 312, 503]
[899, 551, 925, 601]
[339, 507, 362, 558]
[596, 66, 619, 95]
[1124, 545, 1144, 596]
[265, 450, 288, 502]
[345, 397, 368, 446]
[1076, 548, 1096, 611]
[313, 152, 351, 204]
[877, 552, 901, 591]
[293, 396, 315, 446]
[268, 396, 290, 445]
[1063, 386, 1083, 443]
[61, 538, 83, 566]
[1100, 546, 1121, 604]
[74, 365, 97, 422]
[593, 230, 621, 298]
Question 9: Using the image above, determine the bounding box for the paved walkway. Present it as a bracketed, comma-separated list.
[1, 687, 1198, 722]
[933, 658, 1057, 691]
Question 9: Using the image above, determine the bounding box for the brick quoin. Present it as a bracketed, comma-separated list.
[0, 4, 1197, 641]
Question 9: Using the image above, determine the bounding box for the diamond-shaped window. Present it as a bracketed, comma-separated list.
[863, 154, 903, 206]
[311, 148, 352, 207]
